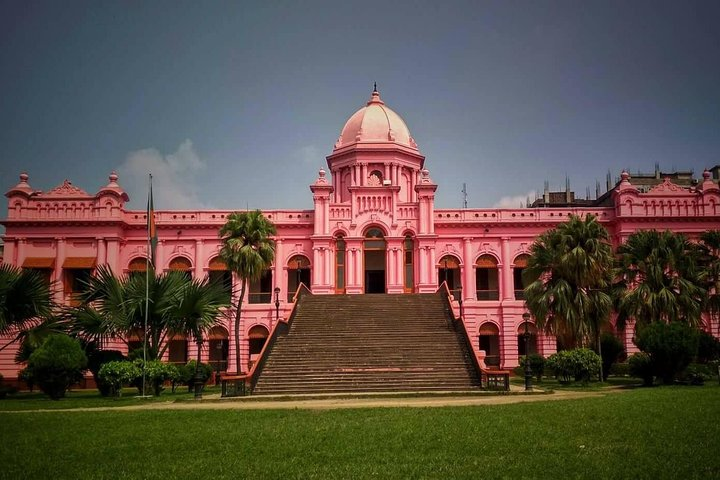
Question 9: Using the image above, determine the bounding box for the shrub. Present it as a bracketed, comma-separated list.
[609, 362, 630, 377]
[677, 363, 715, 386]
[133, 360, 180, 396]
[628, 352, 654, 386]
[18, 367, 34, 392]
[635, 322, 699, 384]
[0, 374, 18, 399]
[696, 330, 720, 363]
[519, 354, 545, 382]
[178, 360, 214, 392]
[600, 333, 625, 381]
[25, 334, 88, 400]
[87, 349, 127, 396]
[546, 348, 601, 384]
[98, 361, 141, 397]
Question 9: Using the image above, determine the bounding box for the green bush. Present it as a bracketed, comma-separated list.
[519, 354, 545, 382]
[609, 362, 630, 377]
[0, 373, 18, 399]
[628, 352, 654, 386]
[635, 322, 699, 384]
[677, 363, 714, 386]
[546, 348, 601, 384]
[98, 361, 142, 397]
[600, 333, 626, 381]
[18, 367, 34, 392]
[696, 330, 720, 363]
[87, 349, 127, 396]
[133, 360, 180, 396]
[25, 334, 88, 400]
[178, 360, 214, 392]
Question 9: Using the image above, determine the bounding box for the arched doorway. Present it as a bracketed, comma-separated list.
[479, 322, 501, 367]
[513, 254, 530, 300]
[476, 255, 499, 300]
[169, 256, 192, 279]
[287, 254, 311, 300]
[517, 322, 538, 356]
[438, 255, 461, 299]
[208, 326, 229, 378]
[364, 228, 386, 293]
[247, 325, 270, 370]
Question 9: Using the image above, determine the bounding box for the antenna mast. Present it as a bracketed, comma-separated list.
[461, 183, 468, 208]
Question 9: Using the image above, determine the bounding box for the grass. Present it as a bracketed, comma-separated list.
[1, 384, 719, 479]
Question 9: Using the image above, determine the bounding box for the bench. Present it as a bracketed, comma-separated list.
[220, 374, 248, 397]
[480, 368, 510, 391]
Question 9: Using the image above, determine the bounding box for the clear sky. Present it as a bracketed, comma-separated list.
[1, 0, 719, 216]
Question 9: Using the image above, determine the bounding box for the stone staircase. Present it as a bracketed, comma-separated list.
[252, 293, 481, 395]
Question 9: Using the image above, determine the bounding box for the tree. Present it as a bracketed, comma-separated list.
[698, 230, 720, 335]
[524, 214, 614, 379]
[0, 264, 54, 353]
[219, 210, 276, 374]
[173, 276, 231, 388]
[74, 265, 228, 363]
[25, 334, 87, 400]
[615, 230, 705, 329]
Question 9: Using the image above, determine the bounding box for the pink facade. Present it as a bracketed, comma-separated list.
[2, 89, 720, 379]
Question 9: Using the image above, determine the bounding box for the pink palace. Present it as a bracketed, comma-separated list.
[2, 88, 720, 380]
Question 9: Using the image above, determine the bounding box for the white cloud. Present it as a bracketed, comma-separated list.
[298, 145, 320, 165]
[117, 140, 211, 209]
[493, 190, 537, 209]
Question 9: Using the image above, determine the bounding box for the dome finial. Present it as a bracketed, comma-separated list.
[373, 81, 377, 93]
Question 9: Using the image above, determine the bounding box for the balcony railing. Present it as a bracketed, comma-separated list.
[249, 292, 272, 304]
[484, 355, 501, 367]
[514, 290, 526, 300]
[476, 290, 499, 301]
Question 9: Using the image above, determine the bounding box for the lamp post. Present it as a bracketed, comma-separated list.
[458, 285, 463, 321]
[214, 339, 223, 386]
[274, 286, 280, 323]
[522, 312, 532, 391]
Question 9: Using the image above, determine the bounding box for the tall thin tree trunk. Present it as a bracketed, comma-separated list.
[234, 278, 247, 374]
[597, 333, 604, 383]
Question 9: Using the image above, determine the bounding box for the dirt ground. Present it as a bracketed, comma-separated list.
[8, 388, 629, 413]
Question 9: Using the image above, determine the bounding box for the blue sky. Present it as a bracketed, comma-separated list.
[1, 0, 719, 215]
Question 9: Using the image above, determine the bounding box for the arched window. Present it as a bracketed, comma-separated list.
[248, 325, 270, 370]
[403, 235, 414, 293]
[169, 256, 192, 280]
[208, 257, 232, 301]
[479, 322, 500, 367]
[476, 255, 499, 300]
[288, 255, 311, 301]
[368, 170, 383, 186]
[335, 236, 346, 294]
[517, 322, 538, 356]
[249, 268, 273, 304]
[513, 254, 530, 300]
[438, 255, 461, 299]
[128, 257, 149, 277]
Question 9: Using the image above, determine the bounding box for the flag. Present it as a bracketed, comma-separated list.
[147, 174, 158, 267]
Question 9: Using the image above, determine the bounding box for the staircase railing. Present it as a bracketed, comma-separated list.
[221, 283, 312, 397]
[437, 282, 487, 388]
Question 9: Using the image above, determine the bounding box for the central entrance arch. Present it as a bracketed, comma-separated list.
[364, 227, 386, 293]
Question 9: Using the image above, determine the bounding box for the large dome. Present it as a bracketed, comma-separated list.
[333, 89, 418, 151]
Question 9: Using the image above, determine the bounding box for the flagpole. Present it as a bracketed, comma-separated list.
[142, 173, 152, 398]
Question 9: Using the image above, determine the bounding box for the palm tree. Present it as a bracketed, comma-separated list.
[615, 230, 705, 328]
[173, 276, 231, 387]
[0, 264, 54, 353]
[524, 214, 615, 378]
[219, 210, 276, 374]
[698, 230, 720, 335]
[76, 264, 193, 360]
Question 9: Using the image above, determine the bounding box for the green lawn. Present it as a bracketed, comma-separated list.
[1, 385, 719, 479]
